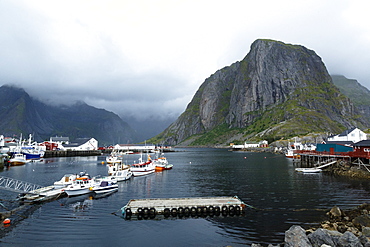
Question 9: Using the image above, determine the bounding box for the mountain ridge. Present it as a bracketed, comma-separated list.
[0, 84, 137, 145]
[150, 39, 368, 146]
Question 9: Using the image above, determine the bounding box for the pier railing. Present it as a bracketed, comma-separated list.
[0, 176, 42, 194]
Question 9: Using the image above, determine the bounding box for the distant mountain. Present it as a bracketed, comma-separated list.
[331, 75, 370, 123]
[150, 39, 368, 146]
[125, 116, 177, 143]
[0, 85, 137, 145]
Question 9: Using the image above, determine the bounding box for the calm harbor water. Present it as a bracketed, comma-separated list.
[1, 148, 370, 246]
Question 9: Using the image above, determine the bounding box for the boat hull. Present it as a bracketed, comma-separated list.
[132, 169, 155, 176]
[9, 161, 27, 166]
[131, 160, 155, 177]
[93, 185, 118, 194]
[64, 187, 93, 197]
[295, 168, 322, 173]
[113, 170, 132, 181]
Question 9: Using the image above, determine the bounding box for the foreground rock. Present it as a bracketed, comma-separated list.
[253, 204, 370, 246]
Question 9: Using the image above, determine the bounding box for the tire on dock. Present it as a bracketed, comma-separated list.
[177, 207, 184, 217]
[184, 207, 190, 217]
[214, 206, 221, 216]
[137, 207, 143, 215]
[171, 208, 177, 217]
[125, 208, 132, 219]
[163, 208, 170, 218]
[149, 208, 156, 216]
[190, 207, 197, 217]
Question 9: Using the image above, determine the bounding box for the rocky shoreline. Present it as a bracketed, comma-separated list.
[252, 204, 370, 246]
[250, 152, 370, 246]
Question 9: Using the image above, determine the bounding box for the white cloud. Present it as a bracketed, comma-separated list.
[0, 0, 369, 121]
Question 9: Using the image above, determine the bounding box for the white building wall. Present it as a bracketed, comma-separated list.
[328, 128, 367, 143]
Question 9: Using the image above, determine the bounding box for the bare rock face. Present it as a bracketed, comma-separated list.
[158, 39, 366, 146]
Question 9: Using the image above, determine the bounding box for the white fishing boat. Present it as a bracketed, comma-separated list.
[9, 153, 27, 166]
[295, 167, 322, 173]
[91, 180, 118, 194]
[106, 155, 121, 164]
[131, 154, 155, 176]
[63, 176, 95, 197]
[153, 153, 173, 171]
[107, 161, 132, 181]
[54, 172, 90, 189]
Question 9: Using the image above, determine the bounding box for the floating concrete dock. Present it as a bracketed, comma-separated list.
[121, 196, 248, 219]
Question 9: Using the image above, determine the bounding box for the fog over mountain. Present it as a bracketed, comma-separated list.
[0, 0, 369, 126]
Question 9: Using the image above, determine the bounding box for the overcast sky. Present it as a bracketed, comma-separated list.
[0, 0, 369, 121]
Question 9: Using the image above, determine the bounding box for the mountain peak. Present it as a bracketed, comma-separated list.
[151, 39, 367, 146]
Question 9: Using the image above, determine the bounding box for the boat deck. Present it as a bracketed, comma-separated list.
[121, 196, 247, 219]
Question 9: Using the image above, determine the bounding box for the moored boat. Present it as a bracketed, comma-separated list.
[295, 167, 322, 173]
[63, 176, 95, 197]
[131, 154, 155, 176]
[91, 180, 118, 194]
[153, 153, 173, 171]
[54, 172, 90, 189]
[9, 153, 27, 166]
[21, 146, 45, 160]
[106, 155, 121, 164]
[107, 160, 132, 181]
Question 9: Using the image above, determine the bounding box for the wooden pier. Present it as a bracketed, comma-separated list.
[121, 196, 248, 219]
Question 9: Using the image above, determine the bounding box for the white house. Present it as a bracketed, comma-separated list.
[63, 138, 98, 151]
[50, 136, 70, 145]
[113, 144, 156, 152]
[232, 140, 268, 149]
[327, 128, 367, 143]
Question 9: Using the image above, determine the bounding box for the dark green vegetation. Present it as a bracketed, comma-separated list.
[0, 85, 137, 145]
[149, 39, 368, 146]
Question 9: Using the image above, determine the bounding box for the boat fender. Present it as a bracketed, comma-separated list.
[235, 206, 241, 215]
[208, 206, 214, 213]
[222, 206, 228, 212]
[229, 205, 235, 213]
[3, 218, 11, 225]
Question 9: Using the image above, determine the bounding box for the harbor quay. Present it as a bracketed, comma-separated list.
[43, 150, 101, 158]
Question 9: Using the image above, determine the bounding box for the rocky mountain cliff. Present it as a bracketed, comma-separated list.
[331, 75, 370, 123]
[0, 85, 137, 145]
[151, 39, 367, 146]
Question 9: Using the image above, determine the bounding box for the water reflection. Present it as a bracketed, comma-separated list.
[1, 149, 370, 246]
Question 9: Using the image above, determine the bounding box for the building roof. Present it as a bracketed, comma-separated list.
[51, 136, 69, 142]
[324, 141, 354, 146]
[64, 138, 95, 147]
[353, 140, 370, 147]
[338, 127, 358, 137]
